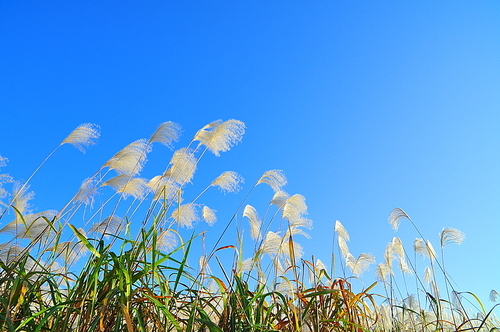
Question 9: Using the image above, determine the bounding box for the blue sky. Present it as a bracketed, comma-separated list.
[1, 1, 500, 308]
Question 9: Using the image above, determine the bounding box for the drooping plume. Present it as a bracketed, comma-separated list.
[89, 216, 125, 236]
[193, 119, 245, 156]
[149, 121, 181, 148]
[414, 238, 437, 261]
[388, 207, 411, 231]
[334, 220, 350, 242]
[243, 204, 262, 240]
[211, 171, 244, 193]
[147, 176, 180, 201]
[346, 253, 375, 277]
[440, 227, 465, 248]
[157, 229, 178, 251]
[102, 175, 148, 199]
[257, 169, 287, 192]
[74, 177, 100, 207]
[104, 139, 152, 175]
[270, 190, 289, 209]
[61, 123, 100, 153]
[163, 148, 197, 184]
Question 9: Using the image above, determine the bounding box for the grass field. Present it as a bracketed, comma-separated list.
[0, 120, 498, 331]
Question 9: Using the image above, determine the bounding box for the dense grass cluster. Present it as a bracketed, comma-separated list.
[0, 120, 498, 331]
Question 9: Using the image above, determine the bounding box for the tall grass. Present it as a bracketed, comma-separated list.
[0, 120, 498, 331]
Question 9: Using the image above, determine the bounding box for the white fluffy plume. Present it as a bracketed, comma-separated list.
[61, 123, 100, 153]
[193, 119, 245, 156]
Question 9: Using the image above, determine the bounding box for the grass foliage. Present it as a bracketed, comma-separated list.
[0, 120, 498, 331]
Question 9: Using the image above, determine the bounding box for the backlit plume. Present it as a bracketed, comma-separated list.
[61, 123, 100, 153]
[149, 121, 181, 148]
[257, 169, 287, 192]
[193, 119, 245, 156]
[104, 139, 152, 175]
[211, 171, 244, 193]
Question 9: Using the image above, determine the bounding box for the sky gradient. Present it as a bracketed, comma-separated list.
[1, 1, 500, 309]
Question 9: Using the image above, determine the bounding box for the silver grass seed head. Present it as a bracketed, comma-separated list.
[164, 148, 197, 184]
[414, 238, 437, 261]
[149, 121, 181, 149]
[282, 194, 308, 223]
[194, 119, 245, 156]
[102, 175, 148, 199]
[147, 175, 180, 201]
[202, 206, 217, 226]
[257, 169, 287, 192]
[346, 253, 375, 277]
[334, 220, 350, 242]
[11, 182, 35, 217]
[440, 227, 465, 248]
[388, 207, 410, 231]
[157, 229, 178, 252]
[237, 257, 254, 274]
[270, 190, 289, 208]
[375, 263, 393, 282]
[243, 204, 262, 241]
[61, 123, 100, 153]
[170, 203, 199, 228]
[74, 177, 100, 207]
[211, 171, 244, 193]
[104, 139, 152, 175]
[89, 216, 124, 236]
[489, 290, 499, 302]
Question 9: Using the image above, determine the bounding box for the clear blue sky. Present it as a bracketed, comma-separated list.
[1, 1, 500, 308]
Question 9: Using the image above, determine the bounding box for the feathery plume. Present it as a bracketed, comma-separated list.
[46, 240, 87, 263]
[338, 236, 350, 261]
[375, 263, 392, 282]
[149, 121, 181, 148]
[74, 177, 100, 207]
[157, 229, 178, 251]
[243, 204, 262, 240]
[170, 203, 199, 228]
[423, 266, 433, 284]
[0, 156, 13, 206]
[334, 220, 350, 242]
[282, 194, 307, 223]
[102, 175, 148, 199]
[211, 171, 244, 193]
[0, 244, 25, 265]
[104, 139, 151, 175]
[309, 258, 328, 284]
[11, 183, 35, 217]
[164, 148, 197, 184]
[257, 170, 287, 192]
[193, 119, 245, 156]
[270, 190, 289, 208]
[199, 255, 212, 275]
[388, 207, 410, 231]
[61, 123, 100, 153]
[4, 211, 57, 241]
[89, 216, 124, 236]
[202, 206, 217, 226]
[346, 253, 375, 277]
[489, 290, 499, 302]
[147, 175, 180, 201]
[414, 238, 437, 261]
[440, 227, 465, 248]
[236, 257, 254, 274]
[260, 231, 282, 256]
